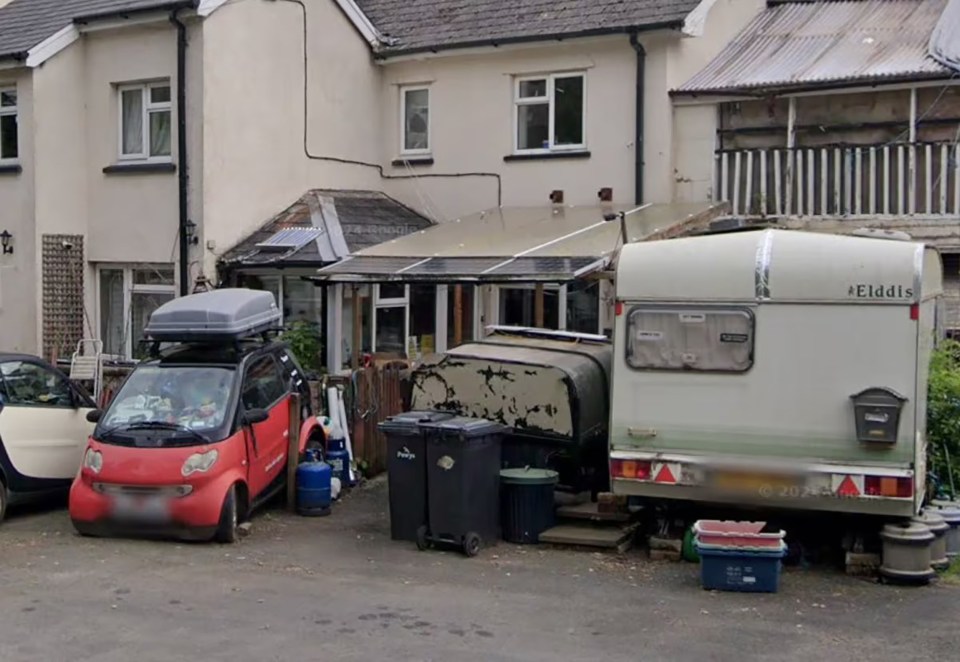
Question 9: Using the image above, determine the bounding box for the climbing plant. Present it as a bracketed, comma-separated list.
[928, 339, 960, 498]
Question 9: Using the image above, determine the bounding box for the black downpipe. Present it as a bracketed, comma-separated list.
[629, 32, 646, 206]
[171, 9, 189, 296]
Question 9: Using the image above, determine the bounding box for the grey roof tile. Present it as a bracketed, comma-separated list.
[220, 189, 434, 269]
[0, 0, 192, 59]
[356, 0, 700, 56]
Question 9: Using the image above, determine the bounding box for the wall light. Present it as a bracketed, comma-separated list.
[0, 230, 12, 255]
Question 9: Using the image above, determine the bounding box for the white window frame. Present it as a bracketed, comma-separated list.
[0, 85, 18, 164]
[96, 265, 177, 359]
[371, 284, 410, 355]
[400, 85, 431, 156]
[117, 81, 173, 162]
[513, 72, 586, 155]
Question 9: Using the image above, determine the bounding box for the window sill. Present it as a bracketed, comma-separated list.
[0, 163, 22, 175]
[504, 151, 591, 163]
[391, 156, 434, 167]
[103, 162, 176, 175]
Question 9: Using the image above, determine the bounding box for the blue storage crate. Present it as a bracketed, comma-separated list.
[696, 545, 785, 593]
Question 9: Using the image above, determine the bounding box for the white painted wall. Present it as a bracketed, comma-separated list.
[0, 68, 37, 352]
[200, 0, 383, 277]
[669, 0, 766, 205]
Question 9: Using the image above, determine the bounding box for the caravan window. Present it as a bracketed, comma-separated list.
[626, 308, 754, 372]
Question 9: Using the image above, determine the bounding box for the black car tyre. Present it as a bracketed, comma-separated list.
[0, 479, 7, 523]
[215, 485, 239, 544]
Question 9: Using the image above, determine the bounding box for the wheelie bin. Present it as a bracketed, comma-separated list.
[379, 410, 454, 542]
[419, 416, 504, 557]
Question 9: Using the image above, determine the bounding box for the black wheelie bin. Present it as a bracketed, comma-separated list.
[418, 416, 504, 557]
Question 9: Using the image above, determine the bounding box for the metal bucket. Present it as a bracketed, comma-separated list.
[914, 509, 950, 570]
[929, 499, 960, 559]
[879, 521, 935, 584]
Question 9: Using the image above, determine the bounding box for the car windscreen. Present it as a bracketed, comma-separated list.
[99, 366, 236, 440]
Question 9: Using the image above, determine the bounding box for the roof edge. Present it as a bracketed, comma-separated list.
[72, 1, 197, 24]
[671, 72, 959, 97]
[373, 20, 685, 61]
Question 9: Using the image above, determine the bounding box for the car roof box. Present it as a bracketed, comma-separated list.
[144, 289, 281, 342]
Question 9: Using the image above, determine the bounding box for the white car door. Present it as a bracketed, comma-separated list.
[0, 360, 94, 482]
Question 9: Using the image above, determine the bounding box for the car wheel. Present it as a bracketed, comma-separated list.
[0, 479, 7, 523]
[215, 485, 239, 544]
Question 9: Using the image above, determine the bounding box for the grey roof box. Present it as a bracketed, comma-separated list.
[144, 289, 281, 342]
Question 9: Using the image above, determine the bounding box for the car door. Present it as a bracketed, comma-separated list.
[239, 354, 290, 499]
[0, 359, 95, 485]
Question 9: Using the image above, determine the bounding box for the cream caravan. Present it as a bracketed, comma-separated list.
[609, 229, 942, 518]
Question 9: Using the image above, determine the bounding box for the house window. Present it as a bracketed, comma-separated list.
[567, 281, 600, 334]
[514, 73, 585, 153]
[401, 86, 430, 155]
[373, 284, 409, 356]
[98, 265, 176, 359]
[0, 87, 18, 162]
[626, 308, 755, 372]
[119, 82, 172, 160]
[499, 285, 560, 329]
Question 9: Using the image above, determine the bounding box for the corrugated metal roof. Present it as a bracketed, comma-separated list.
[676, 0, 953, 95]
[316, 255, 606, 283]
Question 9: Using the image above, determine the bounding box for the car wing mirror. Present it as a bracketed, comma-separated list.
[86, 409, 103, 423]
[243, 408, 269, 426]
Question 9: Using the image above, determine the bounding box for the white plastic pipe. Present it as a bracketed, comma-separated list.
[337, 388, 357, 483]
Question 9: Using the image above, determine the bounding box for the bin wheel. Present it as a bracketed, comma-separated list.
[416, 525, 430, 551]
[463, 532, 482, 557]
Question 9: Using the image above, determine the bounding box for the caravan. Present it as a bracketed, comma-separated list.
[609, 229, 942, 518]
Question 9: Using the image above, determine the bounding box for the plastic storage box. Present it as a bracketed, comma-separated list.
[693, 520, 785, 549]
[696, 543, 786, 593]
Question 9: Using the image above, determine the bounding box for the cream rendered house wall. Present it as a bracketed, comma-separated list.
[200, 0, 384, 277]
[670, 0, 766, 204]
[379, 37, 642, 218]
[29, 20, 195, 352]
[0, 68, 37, 352]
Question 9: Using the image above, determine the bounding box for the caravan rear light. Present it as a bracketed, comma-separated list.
[910, 303, 919, 321]
[611, 459, 652, 480]
[615, 301, 624, 316]
[865, 476, 913, 498]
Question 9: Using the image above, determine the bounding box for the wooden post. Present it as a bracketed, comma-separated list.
[351, 284, 361, 370]
[286, 392, 302, 513]
[534, 284, 545, 328]
[453, 284, 463, 346]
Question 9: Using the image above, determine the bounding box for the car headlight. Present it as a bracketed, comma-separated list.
[181, 450, 219, 477]
[83, 448, 103, 474]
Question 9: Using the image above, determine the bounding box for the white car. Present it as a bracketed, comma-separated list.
[0, 353, 96, 520]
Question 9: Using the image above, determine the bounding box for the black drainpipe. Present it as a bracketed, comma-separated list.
[629, 32, 646, 206]
[170, 9, 190, 296]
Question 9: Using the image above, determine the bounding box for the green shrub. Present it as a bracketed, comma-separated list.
[282, 320, 322, 375]
[927, 340, 960, 497]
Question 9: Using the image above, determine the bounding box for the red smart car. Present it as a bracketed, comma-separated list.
[69, 289, 323, 542]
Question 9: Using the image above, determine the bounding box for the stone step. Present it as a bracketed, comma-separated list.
[555, 501, 635, 523]
[539, 522, 639, 553]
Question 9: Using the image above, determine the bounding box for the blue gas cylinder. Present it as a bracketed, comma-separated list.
[296, 449, 332, 517]
[326, 432, 352, 487]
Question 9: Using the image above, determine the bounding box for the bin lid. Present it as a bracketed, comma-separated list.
[420, 415, 505, 439]
[500, 467, 559, 485]
[378, 410, 455, 435]
[915, 509, 950, 534]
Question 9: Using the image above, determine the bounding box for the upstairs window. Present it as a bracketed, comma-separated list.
[514, 73, 585, 153]
[119, 82, 172, 160]
[0, 87, 18, 162]
[401, 85, 430, 155]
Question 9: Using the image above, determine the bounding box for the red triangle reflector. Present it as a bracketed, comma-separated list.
[836, 475, 860, 497]
[654, 464, 676, 484]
